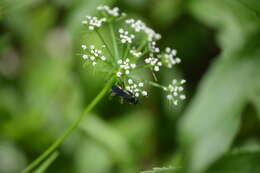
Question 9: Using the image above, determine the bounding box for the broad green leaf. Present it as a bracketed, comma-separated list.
[178, 35, 260, 173]
[74, 140, 112, 173]
[188, 0, 260, 55]
[206, 152, 260, 173]
[249, 85, 260, 121]
[150, 0, 184, 28]
[141, 166, 179, 173]
[79, 115, 136, 173]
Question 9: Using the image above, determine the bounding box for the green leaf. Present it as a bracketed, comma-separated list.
[74, 140, 112, 173]
[79, 115, 136, 173]
[188, 0, 260, 55]
[249, 85, 260, 121]
[206, 152, 260, 173]
[178, 35, 260, 173]
[140, 166, 179, 173]
[178, 0, 260, 172]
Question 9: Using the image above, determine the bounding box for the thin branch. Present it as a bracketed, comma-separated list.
[109, 23, 119, 60]
[21, 77, 116, 173]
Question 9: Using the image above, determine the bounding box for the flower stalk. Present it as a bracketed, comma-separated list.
[22, 77, 116, 173]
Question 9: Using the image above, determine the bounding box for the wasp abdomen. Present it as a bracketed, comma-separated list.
[111, 85, 138, 104]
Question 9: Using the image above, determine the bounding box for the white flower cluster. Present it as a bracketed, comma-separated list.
[118, 28, 135, 44]
[97, 5, 121, 17]
[161, 47, 181, 68]
[125, 79, 148, 97]
[149, 41, 160, 53]
[130, 48, 142, 57]
[80, 5, 186, 105]
[125, 19, 161, 41]
[144, 53, 163, 71]
[164, 79, 186, 105]
[81, 44, 106, 66]
[116, 58, 136, 77]
[82, 16, 106, 30]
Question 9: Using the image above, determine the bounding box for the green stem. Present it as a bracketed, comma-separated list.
[147, 80, 165, 89]
[109, 23, 119, 60]
[34, 151, 59, 173]
[137, 38, 147, 51]
[95, 30, 114, 60]
[21, 77, 116, 173]
[123, 44, 131, 59]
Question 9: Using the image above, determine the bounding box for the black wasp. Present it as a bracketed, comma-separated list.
[111, 85, 138, 104]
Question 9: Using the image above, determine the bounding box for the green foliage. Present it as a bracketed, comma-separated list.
[140, 166, 178, 173]
[178, 0, 260, 173]
[0, 0, 260, 173]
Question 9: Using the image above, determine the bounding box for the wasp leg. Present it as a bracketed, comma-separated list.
[110, 92, 117, 97]
[120, 97, 124, 104]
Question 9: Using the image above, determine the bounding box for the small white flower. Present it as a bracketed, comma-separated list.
[128, 79, 133, 84]
[82, 16, 106, 30]
[90, 56, 95, 60]
[126, 79, 148, 98]
[119, 28, 135, 44]
[125, 18, 161, 41]
[130, 64, 136, 68]
[130, 48, 142, 57]
[82, 54, 88, 59]
[154, 66, 160, 71]
[138, 82, 144, 87]
[176, 58, 181, 63]
[166, 47, 171, 53]
[116, 72, 122, 77]
[81, 44, 107, 65]
[97, 5, 122, 17]
[101, 56, 106, 61]
[82, 45, 87, 49]
[178, 86, 184, 91]
[82, 20, 87, 24]
[167, 95, 173, 100]
[161, 47, 181, 68]
[181, 79, 186, 84]
[180, 95, 186, 100]
[117, 59, 123, 64]
[145, 58, 151, 64]
[117, 59, 135, 76]
[119, 28, 124, 33]
[144, 54, 162, 72]
[142, 91, 148, 96]
[164, 79, 186, 106]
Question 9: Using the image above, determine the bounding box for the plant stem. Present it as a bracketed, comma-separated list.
[109, 23, 119, 60]
[123, 44, 131, 59]
[95, 30, 114, 59]
[34, 151, 59, 173]
[137, 38, 147, 51]
[22, 77, 116, 173]
[147, 80, 165, 89]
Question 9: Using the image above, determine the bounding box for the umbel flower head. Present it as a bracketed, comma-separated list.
[80, 5, 186, 106]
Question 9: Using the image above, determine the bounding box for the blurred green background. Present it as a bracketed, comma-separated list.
[0, 0, 260, 173]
